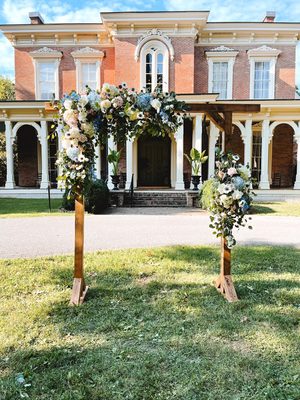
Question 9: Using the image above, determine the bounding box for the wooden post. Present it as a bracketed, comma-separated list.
[215, 237, 238, 302]
[70, 195, 88, 305]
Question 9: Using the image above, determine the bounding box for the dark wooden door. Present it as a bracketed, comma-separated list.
[138, 135, 171, 187]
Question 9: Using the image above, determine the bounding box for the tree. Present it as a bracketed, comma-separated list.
[0, 76, 15, 186]
[296, 86, 300, 98]
[0, 76, 15, 100]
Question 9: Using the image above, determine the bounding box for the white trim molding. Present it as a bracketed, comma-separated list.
[206, 47, 238, 100]
[30, 47, 62, 100]
[248, 46, 281, 100]
[71, 47, 105, 92]
[135, 29, 174, 61]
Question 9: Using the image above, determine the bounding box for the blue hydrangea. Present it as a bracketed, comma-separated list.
[137, 93, 152, 110]
[232, 176, 245, 190]
[88, 91, 101, 105]
[93, 115, 103, 132]
[159, 110, 169, 123]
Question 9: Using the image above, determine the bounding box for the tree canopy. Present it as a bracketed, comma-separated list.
[0, 76, 15, 101]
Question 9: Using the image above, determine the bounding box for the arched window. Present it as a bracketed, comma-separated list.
[141, 40, 169, 92]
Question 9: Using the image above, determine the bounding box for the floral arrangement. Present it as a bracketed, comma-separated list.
[201, 151, 253, 248]
[53, 83, 188, 198]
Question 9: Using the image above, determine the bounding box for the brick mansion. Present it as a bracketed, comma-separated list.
[0, 10, 300, 202]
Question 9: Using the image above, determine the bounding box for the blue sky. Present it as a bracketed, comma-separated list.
[0, 0, 299, 82]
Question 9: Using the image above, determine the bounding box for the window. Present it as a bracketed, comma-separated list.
[39, 62, 56, 100]
[141, 40, 169, 92]
[212, 62, 228, 100]
[248, 46, 281, 100]
[252, 132, 262, 186]
[81, 62, 97, 90]
[71, 47, 105, 92]
[206, 47, 238, 100]
[29, 47, 62, 100]
[253, 61, 271, 99]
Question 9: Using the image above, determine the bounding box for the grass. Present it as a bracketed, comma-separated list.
[1, 198, 300, 218]
[0, 245, 299, 399]
[0, 198, 69, 218]
[252, 202, 300, 216]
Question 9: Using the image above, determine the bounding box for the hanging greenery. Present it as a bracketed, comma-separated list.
[53, 83, 188, 198]
[201, 150, 254, 248]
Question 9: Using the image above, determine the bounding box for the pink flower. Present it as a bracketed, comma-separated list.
[63, 109, 78, 127]
[227, 167, 237, 176]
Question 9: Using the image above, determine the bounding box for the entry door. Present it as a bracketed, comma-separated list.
[138, 135, 171, 187]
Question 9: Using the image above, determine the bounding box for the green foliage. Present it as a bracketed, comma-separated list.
[85, 179, 109, 214]
[0, 76, 15, 101]
[61, 190, 75, 211]
[0, 198, 64, 217]
[200, 179, 217, 210]
[184, 148, 208, 175]
[107, 148, 122, 176]
[0, 245, 299, 399]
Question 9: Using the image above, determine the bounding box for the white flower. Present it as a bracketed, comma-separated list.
[100, 99, 111, 112]
[62, 139, 71, 149]
[151, 98, 161, 113]
[66, 147, 80, 161]
[232, 190, 243, 200]
[69, 127, 80, 139]
[238, 165, 251, 180]
[78, 154, 85, 162]
[219, 194, 233, 209]
[63, 99, 73, 110]
[112, 96, 123, 108]
[232, 155, 240, 161]
[79, 95, 88, 106]
[63, 109, 78, 127]
[227, 167, 237, 176]
[218, 183, 234, 194]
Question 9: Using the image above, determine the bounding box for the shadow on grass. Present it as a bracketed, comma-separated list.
[250, 204, 277, 214]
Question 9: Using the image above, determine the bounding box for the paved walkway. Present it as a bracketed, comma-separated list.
[0, 208, 300, 259]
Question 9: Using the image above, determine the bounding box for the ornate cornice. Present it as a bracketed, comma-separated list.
[135, 29, 174, 61]
[71, 47, 105, 59]
[209, 45, 236, 52]
[29, 47, 63, 59]
[206, 45, 239, 59]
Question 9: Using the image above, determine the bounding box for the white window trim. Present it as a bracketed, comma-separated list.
[30, 47, 62, 100]
[248, 46, 281, 100]
[71, 47, 105, 92]
[140, 40, 169, 92]
[206, 48, 238, 100]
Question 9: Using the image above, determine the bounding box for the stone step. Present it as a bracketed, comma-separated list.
[124, 191, 190, 207]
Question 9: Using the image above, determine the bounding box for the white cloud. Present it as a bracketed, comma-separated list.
[0, 35, 14, 79]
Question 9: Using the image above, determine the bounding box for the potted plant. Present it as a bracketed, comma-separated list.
[184, 148, 208, 190]
[107, 148, 122, 190]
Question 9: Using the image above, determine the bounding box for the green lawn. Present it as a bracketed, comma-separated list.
[0, 246, 299, 400]
[0, 198, 68, 218]
[252, 202, 300, 216]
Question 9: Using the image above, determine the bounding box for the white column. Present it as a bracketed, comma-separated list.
[259, 119, 271, 190]
[40, 121, 49, 189]
[125, 138, 133, 190]
[107, 136, 117, 190]
[294, 134, 300, 189]
[5, 121, 15, 189]
[175, 124, 185, 190]
[208, 123, 219, 178]
[94, 144, 101, 179]
[243, 119, 253, 167]
[193, 114, 203, 182]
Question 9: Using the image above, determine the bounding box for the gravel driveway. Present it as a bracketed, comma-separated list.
[0, 208, 299, 259]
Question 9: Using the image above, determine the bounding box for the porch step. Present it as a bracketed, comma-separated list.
[124, 191, 197, 207]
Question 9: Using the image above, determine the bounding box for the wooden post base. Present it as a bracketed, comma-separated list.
[215, 275, 238, 303]
[70, 278, 88, 306]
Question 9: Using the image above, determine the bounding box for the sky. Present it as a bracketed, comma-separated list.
[0, 0, 299, 82]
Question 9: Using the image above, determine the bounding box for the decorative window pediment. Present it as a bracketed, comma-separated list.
[247, 45, 281, 58]
[71, 47, 105, 60]
[29, 47, 62, 59]
[135, 29, 174, 61]
[206, 46, 239, 59]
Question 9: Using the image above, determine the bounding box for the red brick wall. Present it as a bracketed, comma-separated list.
[17, 125, 38, 186]
[271, 124, 295, 187]
[194, 45, 296, 98]
[114, 38, 139, 89]
[172, 37, 194, 93]
[15, 46, 115, 100]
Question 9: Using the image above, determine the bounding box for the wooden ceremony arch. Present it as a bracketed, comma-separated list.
[46, 101, 260, 305]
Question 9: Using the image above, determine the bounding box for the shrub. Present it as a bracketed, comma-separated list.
[85, 179, 109, 214]
[200, 179, 217, 210]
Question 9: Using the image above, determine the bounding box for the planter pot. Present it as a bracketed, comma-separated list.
[111, 175, 120, 190]
[191, 175, 201, 191]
